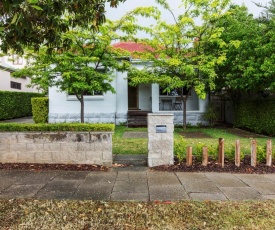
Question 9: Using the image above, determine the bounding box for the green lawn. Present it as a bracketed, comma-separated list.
[1, 199, 275, 229]
[113, 126, 275, 158]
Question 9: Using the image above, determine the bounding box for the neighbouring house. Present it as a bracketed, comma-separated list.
[48, 42, 208, 126]
[0, 55, 38, 93]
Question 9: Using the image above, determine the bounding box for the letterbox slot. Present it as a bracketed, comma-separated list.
[156, 125, 167, 133]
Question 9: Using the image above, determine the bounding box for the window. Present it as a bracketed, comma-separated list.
[68, 90, 103, 96]
[159, 86, 191, 96]
[10, 81, 21, 90]
[67, 90, 104, 101]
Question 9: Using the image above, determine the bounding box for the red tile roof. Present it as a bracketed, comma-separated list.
[112, 41, 153, 53]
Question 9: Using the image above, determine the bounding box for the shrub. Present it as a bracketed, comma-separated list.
[195, 142, 206, 162]
[234, 99, 275, 136]
[0, 91, 43, 120]
[202, 102, 220, 126]
[226, 144, 245, 161]
[0, 123, 115, 132]
[257, 145, 266, 163]
[31, 97, 49, 123]
[174, 137, 188, 162]
[208, 144, 219, 160]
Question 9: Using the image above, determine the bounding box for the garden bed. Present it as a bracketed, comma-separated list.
[152, 156, 275, 174]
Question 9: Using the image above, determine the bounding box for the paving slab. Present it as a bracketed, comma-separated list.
[0, 184, 44, 199]
[36, 180, 81, 194]
[147, 172, 181, 186]
[82, 172, 117, 184]
[233, 174, 273, 183]
[113, 180, 148, 193]
[205, 173, 248, 187]
[263, 174, 275, 182]
[182, 181, 221, 193]
[14, 171, 57, 185]
[111, 192, 149, 201]
[244, 182, 275, 195]
[36, 191, 76, 200]
[263, 195, 275, 200]
[176, 172, 210, 182]
[116, 171, 147, 182]
[74, 184, 114, 200]
[189, 193, 227, 201]
[219, 187, 263, 200]
[149, 185, 188, 201]
[53, 171, 89, 180]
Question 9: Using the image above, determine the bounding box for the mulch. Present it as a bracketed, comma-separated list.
[0, 163, 108, 171]
[152, 156, 275, 174]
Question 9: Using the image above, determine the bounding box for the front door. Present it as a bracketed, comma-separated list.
[128, 84, 139, 109]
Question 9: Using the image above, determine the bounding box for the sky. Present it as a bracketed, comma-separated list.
[106, 0, 270, 21]
[106, 0, 270, 39]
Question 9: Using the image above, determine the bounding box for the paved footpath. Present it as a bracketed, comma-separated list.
[1, 167, 275, 201]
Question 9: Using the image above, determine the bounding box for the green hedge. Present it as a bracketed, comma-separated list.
[234, 99, 275, 136]
[0, 123, 115, 132]
[0, 91, 43, 120]
[31, 97, 49, 123]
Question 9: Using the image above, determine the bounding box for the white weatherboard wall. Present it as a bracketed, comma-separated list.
[48, 70, 128, 124]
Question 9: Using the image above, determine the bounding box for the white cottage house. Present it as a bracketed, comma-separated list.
[48, 42, 208, 126]
[0, 55, 39, 93]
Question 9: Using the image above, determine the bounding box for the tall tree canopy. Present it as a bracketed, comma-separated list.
[212, 4, 275, 100]
[127, 0, 233, 128]
[0, 0, 125, 53]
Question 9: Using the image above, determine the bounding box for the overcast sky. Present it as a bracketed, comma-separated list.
[106, 0, 270, 20]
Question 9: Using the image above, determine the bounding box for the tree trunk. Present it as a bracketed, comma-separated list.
[80, 94, 84, 123]
[181, 88, 191, 130]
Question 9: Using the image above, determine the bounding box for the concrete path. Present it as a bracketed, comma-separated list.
[1, 168, 275, 201]
[0, 117, 34, 124]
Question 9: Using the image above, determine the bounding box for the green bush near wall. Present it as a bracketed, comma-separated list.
[31, 97, 49, 123]
[0, 123, 115, 132]
[234, 99, 275, 136]
[0, 91, 43, 120]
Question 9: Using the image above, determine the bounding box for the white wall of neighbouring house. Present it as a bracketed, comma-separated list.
[0, 69, 38, 92]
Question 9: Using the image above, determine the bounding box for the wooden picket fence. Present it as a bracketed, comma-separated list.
[186, 139, 273, 168]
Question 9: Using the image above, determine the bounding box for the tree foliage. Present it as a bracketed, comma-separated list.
[13, 21, 131, 123]
[0, 0, 125, 53]
[212, 4, 275, 100]
[127, 0, 232, 128]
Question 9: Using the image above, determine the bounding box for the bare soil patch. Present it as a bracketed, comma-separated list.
[180, 131, 213, 138]
[224, 128, 268, 138]
[152, 156, 275, 174]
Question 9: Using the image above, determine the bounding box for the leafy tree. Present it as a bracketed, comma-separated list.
[128, 0, 232, 129]
[212, 4, 275, 101]
[13, 22, 130, 123]
[0, 0, 125, 53]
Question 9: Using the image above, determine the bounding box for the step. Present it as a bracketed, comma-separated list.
[113, 154, 147, 166]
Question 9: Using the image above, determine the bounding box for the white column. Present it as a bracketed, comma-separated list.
[151, 83, 160, 112]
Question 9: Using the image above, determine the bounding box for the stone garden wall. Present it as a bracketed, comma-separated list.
[0, 132, 113, 166]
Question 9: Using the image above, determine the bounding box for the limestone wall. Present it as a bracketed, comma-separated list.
[148, 114, 174, 167]
[0, 132, 113, 166]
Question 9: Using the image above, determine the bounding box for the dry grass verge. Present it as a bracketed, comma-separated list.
[1, 199, 275, 229]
